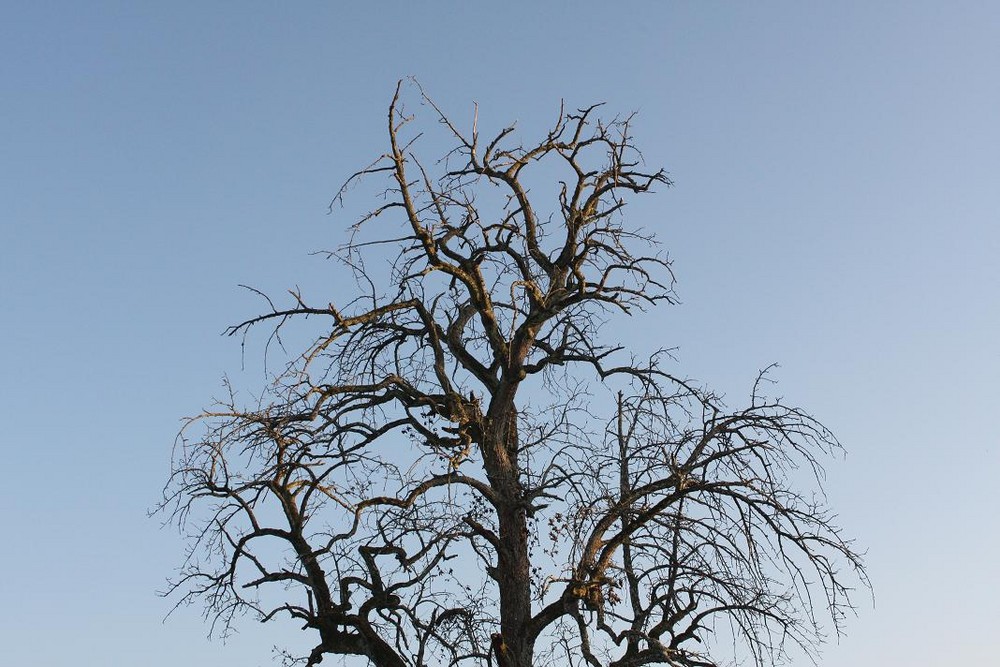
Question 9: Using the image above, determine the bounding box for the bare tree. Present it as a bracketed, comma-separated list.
[161, 81, 867, 667]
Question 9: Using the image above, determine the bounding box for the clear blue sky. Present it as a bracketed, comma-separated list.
[3, 2, 998, 665]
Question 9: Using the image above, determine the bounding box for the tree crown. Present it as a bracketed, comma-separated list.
[162, 81, 867, 667]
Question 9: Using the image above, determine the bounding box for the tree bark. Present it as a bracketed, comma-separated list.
[483, 399, 532, 667]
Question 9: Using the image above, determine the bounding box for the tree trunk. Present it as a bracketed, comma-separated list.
[484, 401, 532, 667]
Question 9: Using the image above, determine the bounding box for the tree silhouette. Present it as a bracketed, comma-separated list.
[162, 81, 866, 667]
